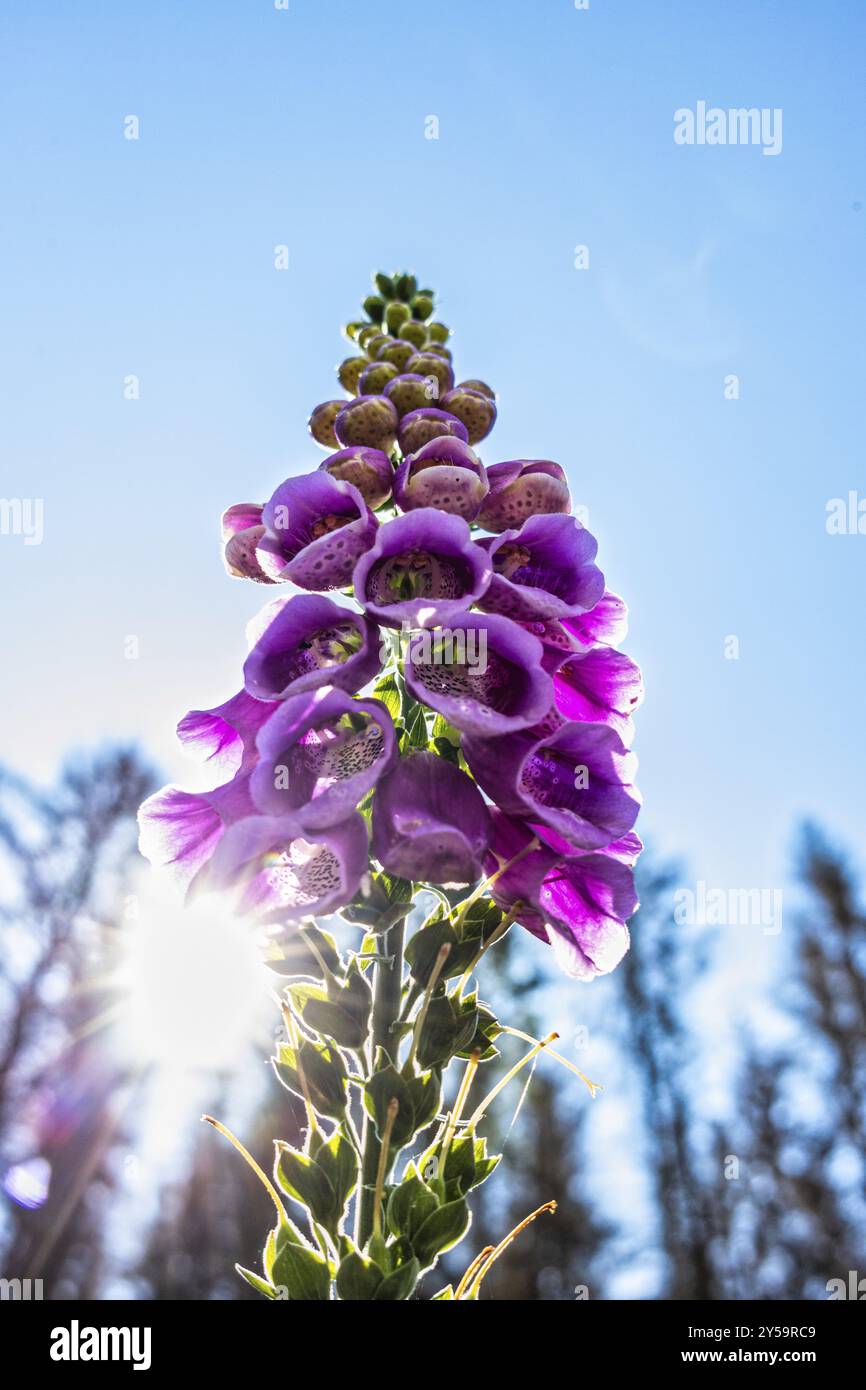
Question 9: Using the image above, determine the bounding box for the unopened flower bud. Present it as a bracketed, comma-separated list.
[375, 272, 396, 299]
[426, 321, 450, 344]
[411, 293, 434, 321]
[359, 360, 399, 395]
[405, 351, 454, 395]
[377, 339, 417, 372]
[400, 320, 427, 350]
[385, 300, 411, 333]
[338, 356, 369, 393]
[335, 395, 399, 452]
[440, 386, 497, 444]
[309, 400, 347, 450]
[397, 407, 468, 454]
[343, 320, 366, 343]
[394, 272, 418, 301]
[363, 294, 386, 324]
[458, 378, 496, 400]
[358, 324, 382, 351]
[384, 373, 431, 418]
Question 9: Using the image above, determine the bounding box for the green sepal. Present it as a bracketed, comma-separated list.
[363, 293, 385, 323]
[236, 1264, 280, 1299]
[405, 918, 459, 986]
[295, 958, 372, 1050]
[387, 1171, 439, 1242]
[335, 1249, 383, 1301]
[310, 1127, 357, 1231]
[394, 272, 418, 301]
[374, 1257, 420, 1300]
[365, 1058, 416, 1147]
[456, 1001, 503, 1061]
[264, 1219, 331, 1301]
[403, 1066, 442, 1132]
[415, 990, 479, 1070]
[275, 1143, 336, 1228]
[272, 1037, 348, 1120]
[412, 1198, 471, 1269]
[374, 272, 396, 299]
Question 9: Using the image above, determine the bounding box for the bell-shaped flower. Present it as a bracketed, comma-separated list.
[371, 752, 491, 885]
[318, 447, 394, 509]
[463, 719, 640, 851]
[205, 812, 369, 923]
[393, 437, 488, 521]
[404, 612, 553, 737]
[251, 472, 378, 590]
[477, 514, 604, 623]
[243, 594, 381, 702]
[250, 687, 397, 831]
[353, 509, 492, 628]
[476, 459, 571, 532]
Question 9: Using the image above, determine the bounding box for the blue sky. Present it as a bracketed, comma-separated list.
[1, 0, 864, 925]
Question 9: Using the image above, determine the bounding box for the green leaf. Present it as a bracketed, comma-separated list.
[405, 918, 459, 986]
[432, 1284, 455, 1300]
[311, 1128, 358, 1232]
[365, 1063, 416, 1147]
[404, 1067, 442, 1133]
[374, 1257, 420, 1301]
[336, 1250, 383, 1301]
[415, 992, 479, 1070]
[372, 672, 401, 721]
[412, 1198, 471, 1269]
[235, 1265, 279, 1300]
[387, 1173, 439, 1242]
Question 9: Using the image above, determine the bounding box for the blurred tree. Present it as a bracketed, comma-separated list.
[0, 746, 155, 1297]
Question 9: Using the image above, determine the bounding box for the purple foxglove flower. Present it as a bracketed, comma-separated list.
[404, 612, 553, 736]
[371, 751, 491, 885]
[138, 689, 277, 893]
[477, 514, 604, 623]
[243, 594, 381, 701]
[250, 687, 397, 831]
[476, 459, 571, 533]
[404, 351, 455, 395]
[393, 437, 489, 521]
[484, 813, 637, 980]
[547, 647, 644, 747]
[318, 447, 394, 509]
[384, 373, 435, 419]
[439, 387, 497, 445]
[308, 400, 347, 450]
[463, 720, 640, 850]
[397, 407, 469, 455]
[221, 503, 277, 585]
[205, 812, 369, 923]
[353, 508, 492, 627]
[254, 472, 378, 590]
[334, 395, 398, 452]
[524, 590, 629, 659]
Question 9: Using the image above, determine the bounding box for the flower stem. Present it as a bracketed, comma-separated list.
[357, 916, 405, 1246]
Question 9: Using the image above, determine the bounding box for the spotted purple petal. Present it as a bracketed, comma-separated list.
[205, 812, 369, 923]
[353, 508, 492, 628]
[393, 437, 489, 521]
[476, 515, 604, 623]
[404, 612, 553, 737]
[251, 687, 397, 831]
[243, 594, 381, 702]
[256, 472, 378, 590]
[476, 460, 571, 533]
[397, 407, 469, 455]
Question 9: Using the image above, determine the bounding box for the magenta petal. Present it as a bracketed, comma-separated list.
[205, 812, 369, 922]
[177, 689, 277, 779]
[243, 594, 381, 701]
[137, 776, 255, 896]
[551, 648, 644, 747]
